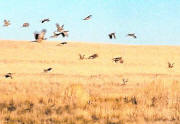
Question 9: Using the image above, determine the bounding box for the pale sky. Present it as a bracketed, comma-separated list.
[0, 0, 180, 45]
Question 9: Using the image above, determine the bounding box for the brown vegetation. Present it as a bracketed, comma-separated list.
[0, 41, 179, 124]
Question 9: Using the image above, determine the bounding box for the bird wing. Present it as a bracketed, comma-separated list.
[88, 15, 92, 18]
[39, 33, 44, 40]
[61, 42, 67, 44]
[83, 15, 91, 20]
[61, 32, 65, 37]
[34, 33, 39, 40]
[64, 31, 69, 37]
[38, 30, 46, 40]
[63, 31, 69, 33]
[109, 34, 112, 39]
[41, 20, 45, 23]
[56, 23, 60, 28]
[42, 29, 47, 33]
[113, 34, 116, 39]
[56, 32, 61, 36]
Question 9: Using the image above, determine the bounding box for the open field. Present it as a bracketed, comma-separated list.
[0, 40, 179, 124]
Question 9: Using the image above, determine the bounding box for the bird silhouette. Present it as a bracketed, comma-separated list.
[22, 23, 29, 27]
[34, 29, 47, 43]
[44, 68, 52, 72]
[56, 42, 68, 46]
[4, 73, 14, 79]
[83, 15, 92, 20]
[109, 33, 116, 39]
[41, 18, 50, 23]
[3, 20, 10, 27]
[112, 57, 123, 63]
[168, 62, 174, 68]
[60, 42, 67, 45]
[79, 54, 85, 60]
[88, 54, 98, 59]
[122, 78, 128, 85]
[127, 33, 137, 39]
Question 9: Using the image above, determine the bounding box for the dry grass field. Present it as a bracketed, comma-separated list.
[0, 40, 179, 124]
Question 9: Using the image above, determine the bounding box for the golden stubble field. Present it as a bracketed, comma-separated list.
[0, 40, 179, 124]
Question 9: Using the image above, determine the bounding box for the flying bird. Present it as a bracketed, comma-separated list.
[88, 54, 98, 59]
[127, 33, 137, 39]
[34, 29, 47, 43]
[44, 68, 52, 73]
[60, 42, 67, 45]
[112, 57, 123, 63]
[4, 73, 14, 79]
[3, 20, 10, 27]
[41, 18, 50, 23]
[168, 62, 174, 68]
[79, 54, 85, 60]
[22, 23, 29, 27]
[122, 78, 128, 85]
[56, 23, 64, 32]
[56, 42, 68, 46]
[108, 33, 116, 39]
[83, 15, 92, 20]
